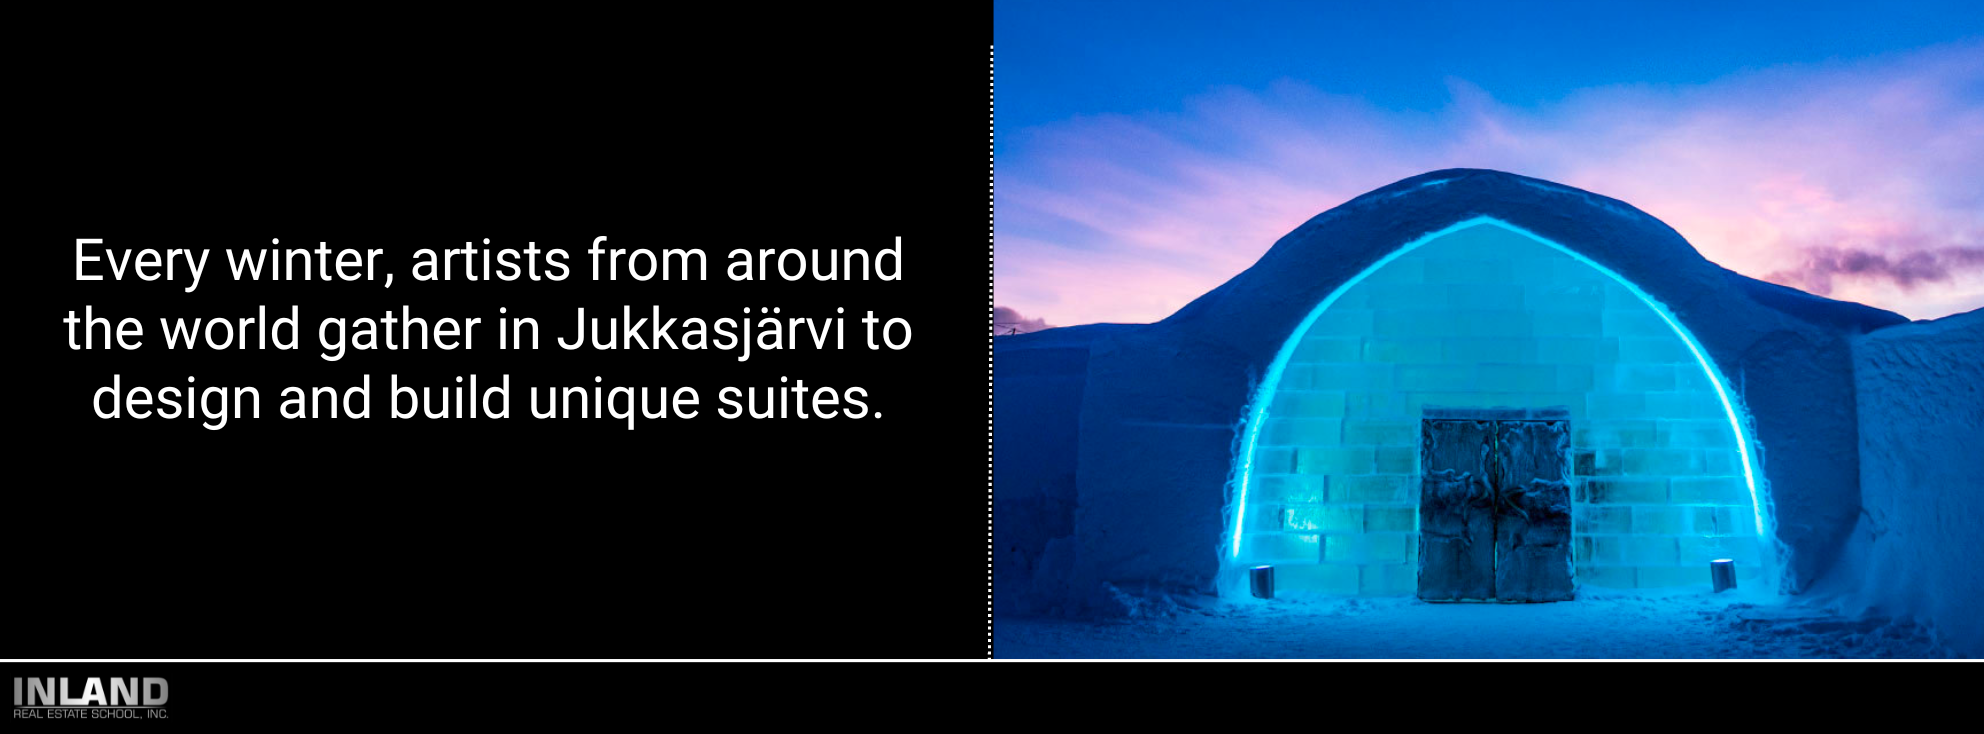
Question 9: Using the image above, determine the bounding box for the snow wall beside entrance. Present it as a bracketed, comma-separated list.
[1818, 309, 1984, 656]
[993, 169, 1906, 618]
[992, 324, 1130, 615]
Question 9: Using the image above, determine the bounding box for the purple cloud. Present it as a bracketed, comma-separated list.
[1769, 245, 1984, 296]
[993, 305, 1053, 335]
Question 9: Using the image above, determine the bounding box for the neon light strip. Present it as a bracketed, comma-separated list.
[1228, 217, 1774, 569]
[1494, 222, 1772, 540]
[1634, 298, 1769, 537]
[1229, 220, 1476, 558]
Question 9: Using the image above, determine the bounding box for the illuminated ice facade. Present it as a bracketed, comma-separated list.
[1232, 221, 1772, 594]
[993, 169, 1934, 622]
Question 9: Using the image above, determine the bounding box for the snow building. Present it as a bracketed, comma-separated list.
[994, 170, 1981, 649]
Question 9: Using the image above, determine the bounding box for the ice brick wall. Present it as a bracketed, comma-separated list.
[1237, 225, 1765, 595]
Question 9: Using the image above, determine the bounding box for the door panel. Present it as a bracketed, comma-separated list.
[1493, 420, 1574, 601]
[1418, 419, 1496, 601]
[1418, 412, 1576, 602]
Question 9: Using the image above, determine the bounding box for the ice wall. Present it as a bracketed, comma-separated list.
[1236, 223, 1770, 594]
[1822, 309, 1984, 656]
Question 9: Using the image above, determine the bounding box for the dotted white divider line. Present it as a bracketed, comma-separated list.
[987, 44, 996, 660]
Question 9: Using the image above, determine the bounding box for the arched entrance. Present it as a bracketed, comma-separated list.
[1226, 217, 1782, 597]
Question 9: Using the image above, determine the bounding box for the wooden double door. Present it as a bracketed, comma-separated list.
[1417, 408, 1574, 602]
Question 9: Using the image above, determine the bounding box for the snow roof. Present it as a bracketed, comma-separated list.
[1163, 168, 1907, 335]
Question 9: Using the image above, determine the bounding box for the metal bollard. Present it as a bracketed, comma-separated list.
[1710, 559, 1737, 593]
[1249, 565, 1275, 599]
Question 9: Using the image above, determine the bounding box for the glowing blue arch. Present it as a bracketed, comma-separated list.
[1224, 216, 1783, 594]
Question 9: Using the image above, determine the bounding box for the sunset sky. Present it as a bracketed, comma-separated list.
[993, 1, 1984, 327]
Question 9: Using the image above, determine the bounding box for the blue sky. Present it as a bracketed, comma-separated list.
[993, 1, 1984, 326]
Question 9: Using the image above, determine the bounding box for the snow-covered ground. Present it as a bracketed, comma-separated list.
[993, 590, 1952, 659]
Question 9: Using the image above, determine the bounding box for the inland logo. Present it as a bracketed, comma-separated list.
[13, 678, 169, 720]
